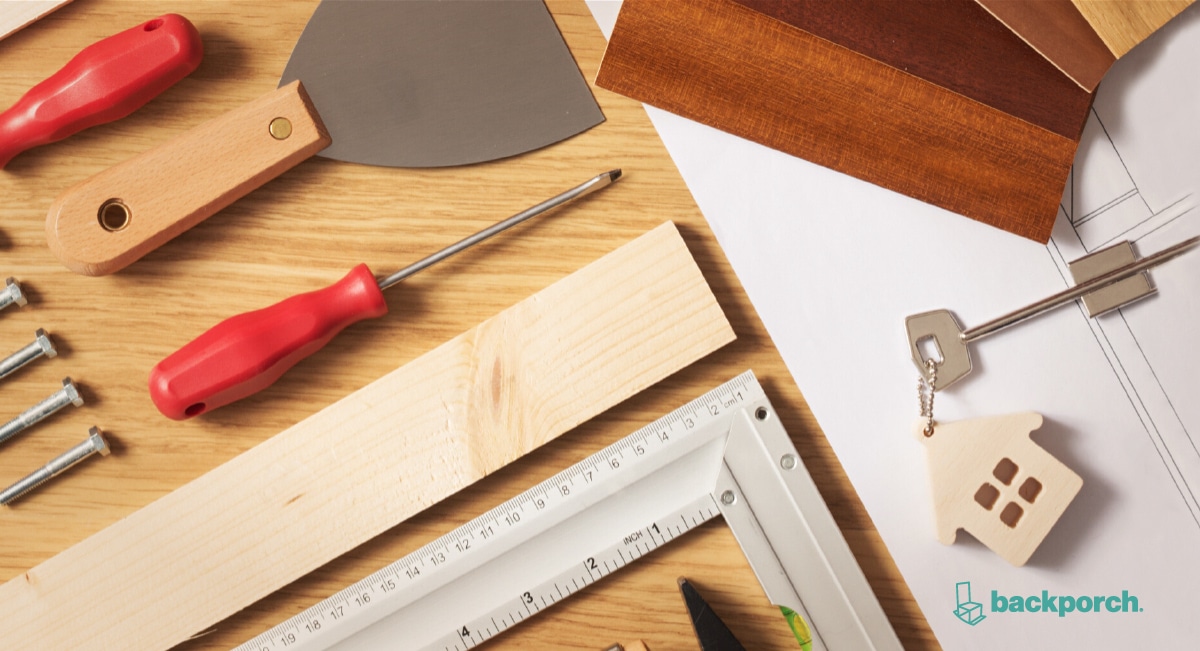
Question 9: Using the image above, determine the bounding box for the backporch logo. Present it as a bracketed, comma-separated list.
[954, 580, 1142, 626]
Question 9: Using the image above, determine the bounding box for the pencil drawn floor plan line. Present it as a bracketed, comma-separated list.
[1053, 99, 1200, 526]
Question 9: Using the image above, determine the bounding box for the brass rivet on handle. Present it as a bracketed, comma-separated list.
[269, 117, 292, 140]
[97, 199, 131, 232]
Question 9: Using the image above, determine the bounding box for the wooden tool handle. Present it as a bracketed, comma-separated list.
[45, 81, 331, 276]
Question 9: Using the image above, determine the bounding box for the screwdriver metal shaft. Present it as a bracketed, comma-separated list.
[378, 170, 621, 289]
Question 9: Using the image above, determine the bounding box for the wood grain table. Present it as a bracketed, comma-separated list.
[0, 2, 936, 649]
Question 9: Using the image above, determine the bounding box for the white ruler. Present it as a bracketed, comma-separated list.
[237, 372, 900, 651]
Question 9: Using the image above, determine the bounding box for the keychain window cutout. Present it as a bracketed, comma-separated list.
[993, 458, 1018, 485]
[974, 484, 1000, 510]
[1020, 477, 1042, 503]
[915, 412, 1082, 566]
[1000, 502, 1024, 528]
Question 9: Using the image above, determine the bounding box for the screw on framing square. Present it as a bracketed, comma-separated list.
[0, 426, 110, 505]
[0, 378, 84, 447]
[0, 328, 56, 382]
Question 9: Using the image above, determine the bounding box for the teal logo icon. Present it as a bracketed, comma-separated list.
[954, 581, 986, 626]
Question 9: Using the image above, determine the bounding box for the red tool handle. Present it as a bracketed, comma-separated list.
[0, 14, 203, 168]
[149, 264, 389, 420]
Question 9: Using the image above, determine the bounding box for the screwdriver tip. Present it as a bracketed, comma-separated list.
[607, 169, 623, 182]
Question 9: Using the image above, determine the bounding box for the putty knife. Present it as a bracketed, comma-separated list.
[44, 0, 604, 276]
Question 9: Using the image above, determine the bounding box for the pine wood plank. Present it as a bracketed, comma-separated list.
[596, 0, 1078, 242]
[975, 0, 1115, 91]
[0, 0, 71, 41]
[1072, 0, 1194, 57]
[0, 1, 938, 649]
[731, 0, 1093, 140]
[0, 222, 734, 650]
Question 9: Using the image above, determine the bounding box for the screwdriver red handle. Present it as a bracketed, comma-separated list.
[0, 14, 203, 168]
[149, 264, 388, 420]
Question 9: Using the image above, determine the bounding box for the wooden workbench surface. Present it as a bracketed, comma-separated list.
[0, 2, 936, 649]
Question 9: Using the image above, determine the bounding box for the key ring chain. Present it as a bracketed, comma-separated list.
[918, 358, 937, 437]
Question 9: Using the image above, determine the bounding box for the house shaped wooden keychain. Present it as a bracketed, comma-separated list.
[903, 238, 1200, 565]
[914, 413, 1082, 566]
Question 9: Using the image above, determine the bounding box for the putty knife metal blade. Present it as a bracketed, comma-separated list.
[280, 0, 604, 167]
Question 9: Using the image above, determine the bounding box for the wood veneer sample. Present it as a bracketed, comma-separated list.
[596, 0, 1078, 242]
[732, 0, 1092, 140]
[1072, 0, 1194, 57]
[0, 222, 735, 651]
[975, 0, 1116, 91]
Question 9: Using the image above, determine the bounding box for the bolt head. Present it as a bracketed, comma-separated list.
[88, 427, 110, 456]
[62, 377, 84, 407]
[4, 278, 26, 307]
[34, 328, 57, 358]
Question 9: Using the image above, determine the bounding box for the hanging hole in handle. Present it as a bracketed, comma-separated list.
[98, 199, 131, 232]
[144, 19, 164, 31]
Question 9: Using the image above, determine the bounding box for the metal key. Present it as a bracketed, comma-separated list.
[907, 236, 1199, 391]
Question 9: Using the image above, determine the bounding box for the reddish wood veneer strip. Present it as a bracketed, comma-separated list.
[975, 0, 1116, 91]
[596, 0, 1079, 242]
[732, 0, 1093, 140]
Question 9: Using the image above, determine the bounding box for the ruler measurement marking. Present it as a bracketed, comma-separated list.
[237, 373, 758, 651]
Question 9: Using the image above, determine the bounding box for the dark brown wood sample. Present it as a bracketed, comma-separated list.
[595, 0, 1078, 242]
[975, 0, 1116, 91]
[732, 0, 1093, 139]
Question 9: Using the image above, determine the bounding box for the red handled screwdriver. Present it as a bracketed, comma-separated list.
[0, 14, 203, 168]
[149, 170, 622, 420]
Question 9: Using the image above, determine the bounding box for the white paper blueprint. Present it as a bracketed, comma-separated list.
[589, 2, 1200, 649]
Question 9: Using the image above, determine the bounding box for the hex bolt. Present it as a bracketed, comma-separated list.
[0, 378, 85, 447]
[0, 328, 57, 382]
[0, 426, 110, 505]
[0, 277, 26, 313]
